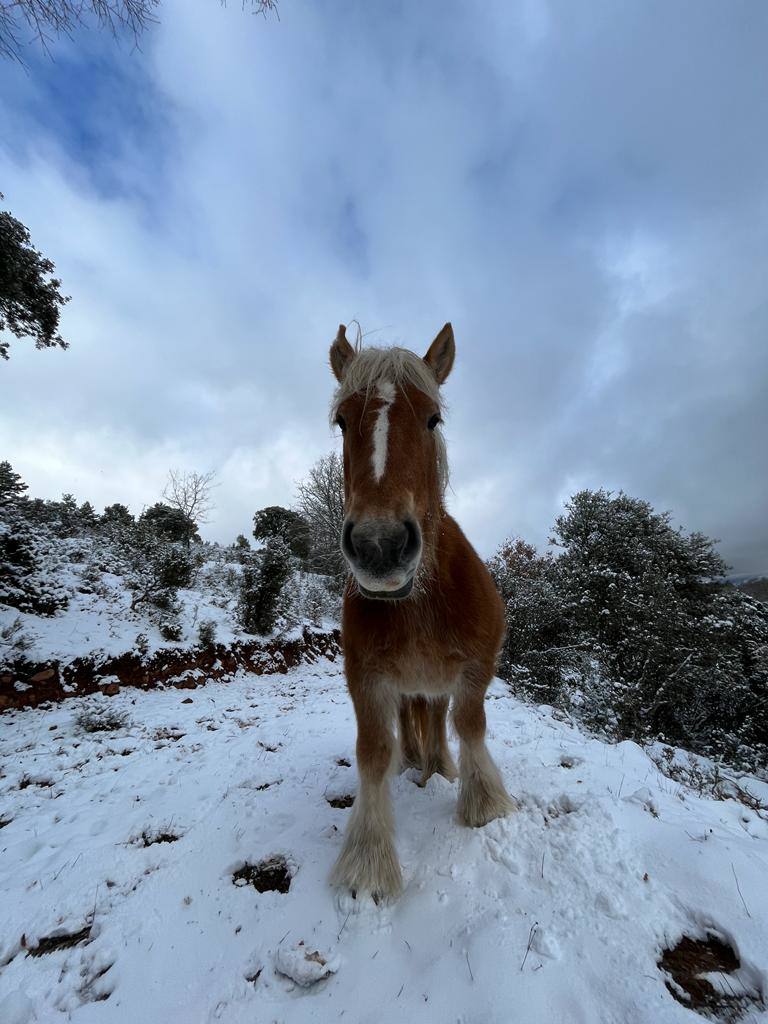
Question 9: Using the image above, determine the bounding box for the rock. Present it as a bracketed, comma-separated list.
[29, 668, 55, 683]
[1, 673, 13, 684]
[0, 696, 15, 710]
[274, 942, 340, 987]
[174, 678, 197, 690]
[181, 697, 194, 704]
[102, 683, 120, 696]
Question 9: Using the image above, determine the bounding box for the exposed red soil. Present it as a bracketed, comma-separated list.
[0, 627, 340, 712]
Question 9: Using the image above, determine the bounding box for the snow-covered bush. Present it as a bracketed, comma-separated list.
[490, 490, 768, 772]
[238, 537, 293, 635]
[197, 619, 217, 647]
[0, 509, 70, 616]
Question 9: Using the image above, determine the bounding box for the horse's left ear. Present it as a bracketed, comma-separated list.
[423, 323, 455, 385]
[330, 324, 356, 382]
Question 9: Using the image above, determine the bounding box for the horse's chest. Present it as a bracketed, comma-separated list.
[377, 640, 464, 695]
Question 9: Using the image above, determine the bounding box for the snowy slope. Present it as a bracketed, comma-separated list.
[1, 659, 766, 1023]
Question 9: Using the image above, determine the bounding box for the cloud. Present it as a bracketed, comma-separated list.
[1, 0, 766, 572]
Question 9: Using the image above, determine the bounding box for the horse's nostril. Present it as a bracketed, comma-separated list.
[402, 519, 420, 561]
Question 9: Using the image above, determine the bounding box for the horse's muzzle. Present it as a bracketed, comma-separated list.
[341, 517, 421, 598]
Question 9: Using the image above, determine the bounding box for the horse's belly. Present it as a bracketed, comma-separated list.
[387, 654, 462, 697]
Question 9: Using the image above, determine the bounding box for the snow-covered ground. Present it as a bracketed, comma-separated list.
[1, 658, 766, 1023]
[1, 552, 335, 667]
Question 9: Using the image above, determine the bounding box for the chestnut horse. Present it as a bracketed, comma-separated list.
[328, 323, 515, 900]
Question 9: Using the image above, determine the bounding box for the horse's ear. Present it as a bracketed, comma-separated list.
[330, 324, 355, 382]
[423, 323, 455, 385]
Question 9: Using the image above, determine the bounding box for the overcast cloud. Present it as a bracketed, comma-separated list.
[1, 0, 767, 573]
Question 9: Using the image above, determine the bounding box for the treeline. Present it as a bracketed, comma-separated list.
[488, 490, 768, 773]
[0, 455, 344, 647]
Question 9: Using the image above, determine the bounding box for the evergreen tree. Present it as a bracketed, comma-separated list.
[0, 201, 70, 360]
[102, 503, 135, 528]
[238, 537, 292, 635]
[0, 460, 28, 505]
[253, 505, 311, 560]
[139, 502, 197, 543]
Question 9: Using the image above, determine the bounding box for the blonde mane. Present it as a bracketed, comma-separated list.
[331, 345, 449, 493]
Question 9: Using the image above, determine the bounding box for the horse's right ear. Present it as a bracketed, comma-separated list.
[330, 324, 355, 382]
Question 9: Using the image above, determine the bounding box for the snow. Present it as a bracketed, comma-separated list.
[1, 553, 337, 668]
[1, 659, 767, 1022]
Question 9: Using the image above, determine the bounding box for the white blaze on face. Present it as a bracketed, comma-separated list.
[371, 381, 396, 483]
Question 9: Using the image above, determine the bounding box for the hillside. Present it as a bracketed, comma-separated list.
[1, 659, 766, 1023]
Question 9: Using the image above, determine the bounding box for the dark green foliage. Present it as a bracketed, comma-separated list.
[238, 537, 292, 635]
[140, 502, 198, 544]
[488, 537, 582, 701]
[0, 204, 69, 360]
[157, 544, 194, 589]
[492, 490, 768, 771]
[122, 526, 192, 610]
[0, 461, 28, 504]
[159, 619, 183, 642]
[0, 505, 69, 615]
[78, 501, 98, 528]
[253, 506, 311, 560]
[197, 619, 216, 647]
[102, 503, 135, 529]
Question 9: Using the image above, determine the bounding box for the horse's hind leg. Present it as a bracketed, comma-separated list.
[418, 697, 457, 787]
[452, 667, 515, 827]
[399, 696, 425, 772]
[331, 680, 402, 900]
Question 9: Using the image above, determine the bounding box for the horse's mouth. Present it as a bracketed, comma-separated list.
[356, 577, 414, 601]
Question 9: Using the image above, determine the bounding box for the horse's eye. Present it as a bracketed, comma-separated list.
[336, 414, 346, 433]
[427, 414, 441, 431]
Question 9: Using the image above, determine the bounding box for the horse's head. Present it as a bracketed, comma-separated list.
[329, 323, 455, 600]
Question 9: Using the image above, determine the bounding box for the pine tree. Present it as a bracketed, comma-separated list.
[238, 537, 293, 635]
[0, 461, 28, 505]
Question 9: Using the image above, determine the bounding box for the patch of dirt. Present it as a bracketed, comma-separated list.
[18, 774, 54, 790]
[336, 758, 351, 767]
[659, 933, 764, 1022]
[138, 828, 180, 847]
[233, 856, 292, 894]
[326, 794, 355, 809]
[153, 727, 185, 742]
[26, 925, 91, 957]
[254, 780, 281, 791]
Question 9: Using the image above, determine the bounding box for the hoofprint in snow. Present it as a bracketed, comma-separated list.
[1, 660, 766, 1024]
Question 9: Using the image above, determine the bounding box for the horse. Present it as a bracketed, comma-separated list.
[328, 322, 516, 900]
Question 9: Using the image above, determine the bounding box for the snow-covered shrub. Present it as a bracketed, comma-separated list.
[75, 703, 130, 733]
[159, 619, 183, 642]
[280, 572, 339, 629]
[0, 615, 35, 656]
[238, 538, 293, 635]
[0, 509, 70, 616]
[491, 490, 768, 772]
[197, 619, 217, 647]
[134, 633, 150, 657]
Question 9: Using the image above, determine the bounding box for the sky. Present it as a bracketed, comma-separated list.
[1, 0, 767, 574]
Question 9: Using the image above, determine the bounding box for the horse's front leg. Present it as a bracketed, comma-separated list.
[453, 665, 516, 827]
[331, 678, 402, 900]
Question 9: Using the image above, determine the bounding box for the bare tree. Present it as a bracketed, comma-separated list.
[162, 468, 216, 546]
[295, 451, 346, 586]
[0, 0, 278, 63]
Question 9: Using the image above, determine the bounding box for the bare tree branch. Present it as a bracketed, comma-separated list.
[162, 468, 217, 545]
[0, 0, 278, 63]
